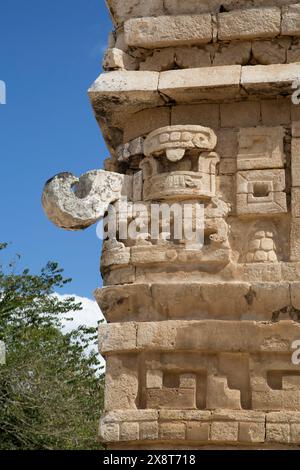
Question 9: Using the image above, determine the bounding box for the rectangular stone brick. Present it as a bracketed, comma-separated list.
[218, 8, 281, 41]
[89, 70, 161, 115]
[98, 322, 137, 354]
[120, 422, 139, 442]
[160, 422, 186, 440]
[282, 4, 300, 36]
[239, 422, 265, 443]
[125, 15, 213, 48]
[261, 99, 291, 126]
[210, 422, 238, 442]
[124, 107, 171, 142]
[267, 412, 300, 424]
[147, 370, 163, 389]
[159, 65, 241, 102]
[102, 410, 159, 423]
[216, 129, 238, 158]
[212, 410, 265, 423]
[171, 104, 220, 128]
[237, 127, 285, 171]
[266, 423, 290, 443]
[139, 421, 159, 441]
[100, 422, 120, 442]
[147, 388, 196, 410]
[220, 102, 260, 128]
[241, 64, 300, 94]
[159, 410, 211, 421]
[187, 422, 210, 441]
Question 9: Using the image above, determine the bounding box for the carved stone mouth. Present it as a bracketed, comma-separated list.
[144, 125, 217, 162]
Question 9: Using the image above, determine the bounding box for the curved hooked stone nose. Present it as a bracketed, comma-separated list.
[42, 170, 132, 231]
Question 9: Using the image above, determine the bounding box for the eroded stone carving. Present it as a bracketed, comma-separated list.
[42, 170, 132, 230]
[43, 1, 300, 450]
[144, 125, 217, 161]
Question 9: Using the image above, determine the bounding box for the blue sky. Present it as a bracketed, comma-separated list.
[0, 1, 113, 298]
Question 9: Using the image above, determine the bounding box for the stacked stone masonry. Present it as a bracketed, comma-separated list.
[42, 0, 300, 449]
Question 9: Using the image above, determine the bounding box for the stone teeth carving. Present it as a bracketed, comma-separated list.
[144, 125, 217, 162]
[246, 230, 278, 263]
[42, 170, 132, 230]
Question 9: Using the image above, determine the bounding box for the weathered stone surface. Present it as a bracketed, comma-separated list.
[241, 63, 300, 94]
[42, 170, 132, 230]
[175, 47, 211, 69]
[261, 99, 291, 126]
[103, 48, 137, 71]
[104, 356, 139, 411]
[171, 104, 220, 128]
[282, 4, 300, 36]
[211, 421, 239, 442]
[213, 42, 251, 66]
[218, 8, 281, 41]
[266, 424, 290, 443]
[99, 323, 137, 354]
[124, 107, 171, 142]
[159, 422, 186, 440]
[139, 421, 159, 441]
[237, 127, 285, 170]
[239, 422, 265, 443]
[252, 41, 286, 65]
[125, 15, 213, 49]
[89, 71, 162, 111]
[220, 102, 260, 128]
[159, 65, 241, 101]
[120, 422, 139, 441]
[186, 422, 210, 441]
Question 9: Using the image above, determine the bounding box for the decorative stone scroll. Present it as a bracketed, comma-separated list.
[42, 170, 132, 230]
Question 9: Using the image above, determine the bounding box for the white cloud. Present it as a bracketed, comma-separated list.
[54, 293, 106, 369]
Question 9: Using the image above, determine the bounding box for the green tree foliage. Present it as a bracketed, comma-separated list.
[0, 243, 104, 449]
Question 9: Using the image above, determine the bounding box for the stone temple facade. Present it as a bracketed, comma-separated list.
[42, 1, 300, 449]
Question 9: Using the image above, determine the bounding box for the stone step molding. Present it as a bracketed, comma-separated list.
[100, 410, 300, 447]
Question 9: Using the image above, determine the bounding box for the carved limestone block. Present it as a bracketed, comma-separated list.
[237, 126, 285, 171]
[206, 376, 242, 410]
[250, 355, 300, 411]
[146, 371, 197, 410]
[246, 229, 278, 263]
[143, 171, 217, 201]
[144, 125, 217, 162]
[236, 169, 287, 215]
[42, 170, 133, 230]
